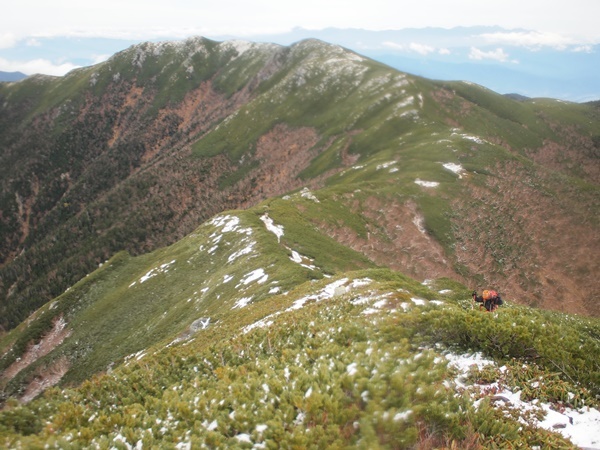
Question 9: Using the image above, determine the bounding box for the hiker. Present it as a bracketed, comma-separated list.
[472, 289, 503, 312]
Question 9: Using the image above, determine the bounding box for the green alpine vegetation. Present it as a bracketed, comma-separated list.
[0, 37, 598, 332]
[1, 192, 599, 448]
[0, 36, 599, 448]
[1, 266, 599, 448]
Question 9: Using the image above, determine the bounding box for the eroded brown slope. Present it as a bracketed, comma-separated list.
[451, 162, 598, 316]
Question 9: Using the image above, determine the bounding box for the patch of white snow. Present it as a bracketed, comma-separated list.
[377, 161, 396, 170]
[240, 268, 268, 285]
[414, 179, 439, 188]
[442, 162, 466, 178]
[260, 213, 284, 242]
[347, 362, 358, 376]
[234, 433, 252, 443]
[228, 241, 256, 263]
[300, 187, 320, 203]
[232, 297, 253, 309]
[394, 410, 413, 421]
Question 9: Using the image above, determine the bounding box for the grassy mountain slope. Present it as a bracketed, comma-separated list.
[1, 181, 599, 446]
[0, 236, 598, 447]
[0, 37, 598, 335]
[0, 36, 599, 436]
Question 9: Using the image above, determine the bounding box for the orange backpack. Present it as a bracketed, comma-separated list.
[482, 289, 497, 300]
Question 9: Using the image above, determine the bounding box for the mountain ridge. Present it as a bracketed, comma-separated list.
[0, 37, 598, 335]
[0, 38, 599, 445]
[0, 72, 27, 83]
[6, 26, 597, 101]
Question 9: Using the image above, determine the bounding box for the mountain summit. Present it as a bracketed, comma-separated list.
[0, 36, 599, 448]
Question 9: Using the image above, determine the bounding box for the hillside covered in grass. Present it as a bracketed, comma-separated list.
[1, 194, 599, 448]
[0, 37, 598, 335]
[0, 36, 599, 448]
[1, 267, 599, 448]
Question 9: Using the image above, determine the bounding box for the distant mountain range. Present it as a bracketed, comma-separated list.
[0, 71, 27, 82]
[0, 36, 599, 448]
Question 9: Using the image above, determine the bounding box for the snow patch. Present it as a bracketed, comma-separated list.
[395, 95, 414, 110]
[376, 161, 396, 170]
[234, 433, 252, 443]
[240, 268, 268, 286]
[232, 297, 253, 309]
[414, 179, 439, 188]
[228, 240, 256, 263]
[190, 318, 211, 331]
[222, 40, 253, 56]
[446, 352, 600, 449]
[287, 278, 349, 311]
[203, 419, 218, 431]
[300, 187, 319, 203]
[412, 215, 427, 235]
[347, 362, 358, 376]
[288, 249, 318, 270]
[290, 250, 302, 263]
[442, 162, 466, 178]
[135, 260, 176, 285]
[242, 313, 280, 334]
[352, 278, 372, 288]
[243, 278, 372, 332]
[260, 213, 284, 242]
[210, 214, 240, 232]
[394, 410, 413, 421]
[451, 130, 488, 145]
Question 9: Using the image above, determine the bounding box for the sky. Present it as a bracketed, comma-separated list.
[1, 0, 599, 100]
[3, 0, 599, 42]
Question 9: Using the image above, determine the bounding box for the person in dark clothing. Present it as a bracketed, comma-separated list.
[472, 289, 503, 312]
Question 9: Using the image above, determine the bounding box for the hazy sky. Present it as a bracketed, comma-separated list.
[2, 0, 599, 44]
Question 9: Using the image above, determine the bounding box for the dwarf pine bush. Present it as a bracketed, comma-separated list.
[411, 303, 600, 400]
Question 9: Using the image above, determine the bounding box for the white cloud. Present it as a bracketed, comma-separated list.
[1, 0, 600, 44]
[479, 31, 576, 50]
[26, 38, 42, 47]
[382, 41, 450, 56]
[0, 33, 17, 49]
[409, 42, 436, 55]
[382, 41, 404, 50]
[468, 47, 517, 63]
[0, 57, 80, 76]
[573, 45, 593, 53]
